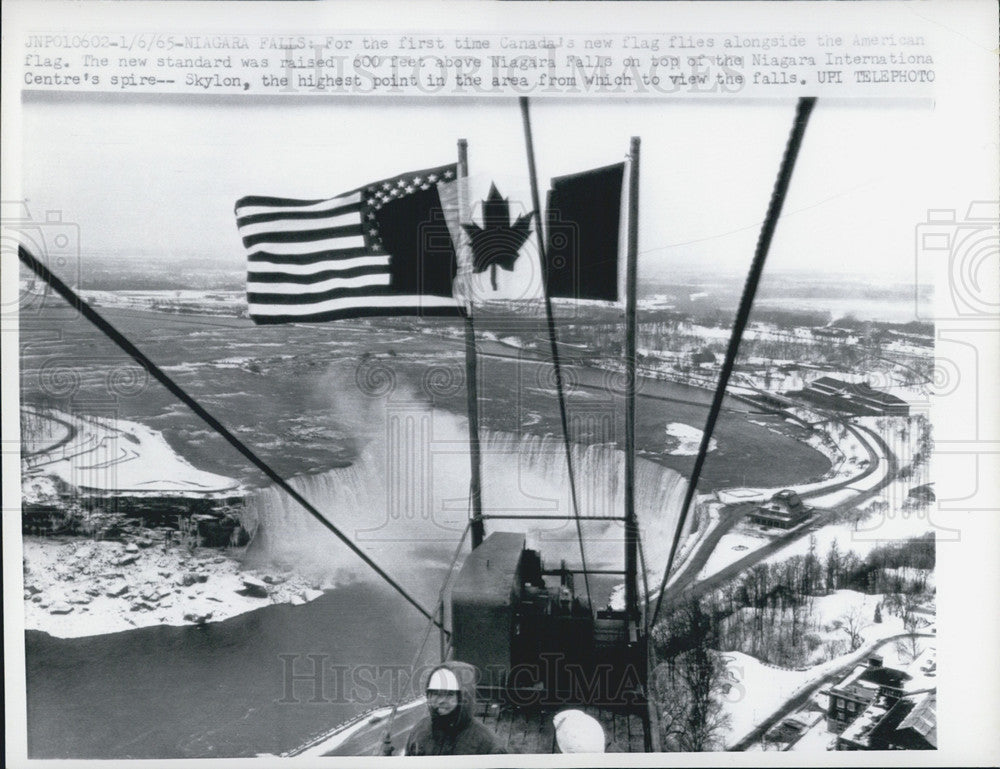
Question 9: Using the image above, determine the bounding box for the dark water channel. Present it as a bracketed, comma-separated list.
[26, 582, 440, 758]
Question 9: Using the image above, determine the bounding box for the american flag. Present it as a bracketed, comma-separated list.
[235, 164, 463, 323]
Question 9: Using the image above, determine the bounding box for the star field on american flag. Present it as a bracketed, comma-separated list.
[362, 166, 455, 252]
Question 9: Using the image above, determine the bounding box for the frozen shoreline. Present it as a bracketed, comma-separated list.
[22, 535, 331, 639]
[20, 407, 330, 639]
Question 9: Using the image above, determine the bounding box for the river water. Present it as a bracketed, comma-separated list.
[26, 583, 438, 758]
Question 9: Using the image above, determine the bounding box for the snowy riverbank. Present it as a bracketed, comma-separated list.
[22, 535, 330, 638]
[20, 407, 335, 638]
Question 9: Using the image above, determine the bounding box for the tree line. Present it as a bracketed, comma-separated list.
[649, 533, 935, 749]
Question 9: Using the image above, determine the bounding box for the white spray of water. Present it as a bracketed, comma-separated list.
[241, 365, 691, 603]
[245, 425, 687, 598]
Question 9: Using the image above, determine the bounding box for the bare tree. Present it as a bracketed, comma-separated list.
[823, 638, 846, 660]
[896, 595, 924, 662]
[652, 660, 692, 750]
[883, 591, 904, 618]
[803, 534, 821, 595]
[652, 651, 733, 752]
[651, 599, 732, 751]
[825, 538, 841, 593]
[833, 604, 870, 651]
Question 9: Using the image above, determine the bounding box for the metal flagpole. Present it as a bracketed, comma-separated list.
[457, 139, 485, 549]
[624, 137, 641, 634]
[518, 96, 593, 612]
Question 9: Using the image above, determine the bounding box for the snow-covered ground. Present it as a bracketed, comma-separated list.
[662, 499, 719, 590]
[18, 408, 340, 637]
[721, 651, 816, 746]
[664, 422, 717, 456]
[696, 529, 772, 579]
[715, 488, 768, 505]
[23, 408, 241, 497]
[720, 589, 933, 748]
[22, 536, 325, 638]
[782, 712, 837, 752]
[812, 590, 907, 647]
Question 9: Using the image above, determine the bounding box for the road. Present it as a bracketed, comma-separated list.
[656, 417, 896, 608]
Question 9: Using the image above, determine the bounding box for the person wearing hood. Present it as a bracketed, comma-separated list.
[404, 661, 506, 755]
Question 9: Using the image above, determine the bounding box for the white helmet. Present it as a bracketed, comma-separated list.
[426, 667, 461, 692]
[553, 709, 605, 753]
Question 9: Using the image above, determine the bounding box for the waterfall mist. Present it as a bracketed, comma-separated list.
[243, 412, 689, 607]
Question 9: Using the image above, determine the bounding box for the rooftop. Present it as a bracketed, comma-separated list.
[897, 691, 937, 747]
[806, 377, 908, 406]
[839, 695, 892, 745]
[863, 689, 937, 749]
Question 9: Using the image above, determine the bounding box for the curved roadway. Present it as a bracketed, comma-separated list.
[656, 418, 898, 609]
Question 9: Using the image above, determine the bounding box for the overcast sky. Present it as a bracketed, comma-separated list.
[19, 94, 939, 283]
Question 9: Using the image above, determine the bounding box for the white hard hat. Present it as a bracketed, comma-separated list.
[426, 667, 461, 692]
[553, 709, 605, 753]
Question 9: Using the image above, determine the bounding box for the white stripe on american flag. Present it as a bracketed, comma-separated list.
[248, 256, 390, 275]
[235, 191, 362, 218]
[248, 294, 458, 316]
[237, 210, 363, 238]
[247, 274, 390, 294]
[247, 235, 367, 255]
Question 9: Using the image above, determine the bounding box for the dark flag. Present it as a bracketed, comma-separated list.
[544, 162, 625, 302]
[235, 164, 464, 323]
